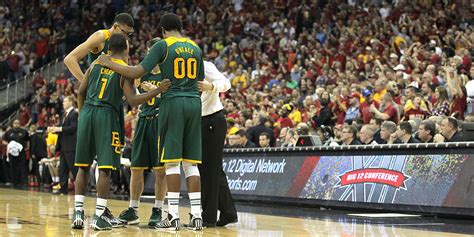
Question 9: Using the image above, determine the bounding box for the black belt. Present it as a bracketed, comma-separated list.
[202, 109, 224, 118]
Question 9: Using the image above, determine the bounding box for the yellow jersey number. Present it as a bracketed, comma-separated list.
[173, 58, 197, 79]
[98, 78, 108, 99]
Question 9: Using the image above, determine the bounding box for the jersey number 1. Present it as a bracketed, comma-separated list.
[174, 58, 197, 79]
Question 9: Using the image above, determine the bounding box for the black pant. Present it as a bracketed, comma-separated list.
[30, 156, 41, 183]
[59, 151, 77, 194]
[0, 155, 6, 183]
[198, 110, 237, 224]
[9, 152, 27, 186]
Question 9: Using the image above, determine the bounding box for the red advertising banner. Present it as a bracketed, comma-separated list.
[339, 168, 408, 188]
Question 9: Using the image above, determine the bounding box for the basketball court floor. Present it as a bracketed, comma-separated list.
[1, 188, 474, 236]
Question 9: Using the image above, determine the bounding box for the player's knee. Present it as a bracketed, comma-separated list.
[98, 168, 111, 177]
[131, 169, 144, 177]
[182, 162, 200, 178]
[165, 162, 181, 176]
[155, 168, 166, 179]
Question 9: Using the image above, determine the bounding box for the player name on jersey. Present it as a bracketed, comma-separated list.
[174, 47, 194, 55]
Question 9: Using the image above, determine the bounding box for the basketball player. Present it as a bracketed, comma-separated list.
[116, 38, 168, 228]
[71, 34, 171, 231]
[98, 13, 204, 231]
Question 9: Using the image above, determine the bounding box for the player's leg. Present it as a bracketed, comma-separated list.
[72, 105, 95, 229]
[156, 98, 185, 231]
[182, 97, 203, 230]
[91, 107, 123, 230]
[149, 117, 167, 227]
[119, 118, 147, 225]
[149, 167, 167, 227]
[117, 169, 143, 225]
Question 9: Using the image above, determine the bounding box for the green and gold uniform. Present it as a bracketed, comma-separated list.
[131, 68, 163, 170]
[75, 58, 126, 170]
[87, 30, 111, 64]
[140, 36, 205, 164]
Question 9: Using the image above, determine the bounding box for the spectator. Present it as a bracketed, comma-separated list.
[440, 117, 464, 142]
[275, 104, 293, 129]
[370, 93, 399, 124]
[283, 128, 298, 147]
[403, 95, 429, 121]
[432, 86, 450, 116]
[373, 79, 387, 103]
[390, 121, 420, 144]
[3, 119, 29, 187]
[360, 89, 380, 124]
[18, 103, 32, 127]
[0, 53, 8, 87]
[380, 121, 397, 144]
[310, 96, 333, 128]
[276, 127, 288, 147]
[369, 118, 385, 144]
[359, 125, 378, 145]
[258, 132, 271, 148]
[339, 125, 361, 145]
[226, 134, 240, 148]
[296, 123, 310, 136]
[418, 120, 436, 143]
[248, 113, 275, 147]
[345, 93, 360, 122]
[236, 129, 256, 148]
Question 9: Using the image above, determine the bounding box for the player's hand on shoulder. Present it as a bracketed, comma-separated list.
[140, 81, 157, 92]
[97, 54, 111, 66]
[157, 79, 171, 92]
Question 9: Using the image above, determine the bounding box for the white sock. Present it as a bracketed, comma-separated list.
[95, 198, 107, 216]
[74, 195, 85, 212]
[189, 192, 201, 218]
[167, 192, 180, 219]
[130, 200, 139, 211]
[154, 200, 164, 209]
[54, 177, 60, 183]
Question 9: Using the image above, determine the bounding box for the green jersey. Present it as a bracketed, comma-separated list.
[140, 36, 205, 99]
[139, 68, 163, 117]
[87, 30, 111, 64]
[85, 58, 126, 113]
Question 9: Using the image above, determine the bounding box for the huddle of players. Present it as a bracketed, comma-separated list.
[64, 13, 205, 231]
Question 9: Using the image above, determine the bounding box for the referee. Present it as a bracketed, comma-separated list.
[198, 61, 238, 227]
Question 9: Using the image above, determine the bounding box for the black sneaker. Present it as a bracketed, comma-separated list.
[186, 213, 203, 231]
[118, 207, 140, 225]
[155, 214, 179, 231]
[104, 207, 125, 228]
[71, 210, 85, 229]
[216, 216, 238, 227]
[91, 213, 112, 231]
[148, 207, 162, 227]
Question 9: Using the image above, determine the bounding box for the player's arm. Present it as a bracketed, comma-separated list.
[98, 40, 167, 79]
[77, 66, 92, 111]
[199, 61, 231, 93]
[64, 31, 105, 82]
[122, 77, 171, 106]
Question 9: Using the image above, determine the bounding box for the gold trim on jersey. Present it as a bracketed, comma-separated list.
[101, 29, 112, 40]
[110, 58, 127, 66]
[164, 36, 198, 48]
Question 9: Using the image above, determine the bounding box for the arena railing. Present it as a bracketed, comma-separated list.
[0, 57, 65, 110]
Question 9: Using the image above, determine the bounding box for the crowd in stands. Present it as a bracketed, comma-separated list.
[1, 0, 474, 189]
[0, 0, 129, 87]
